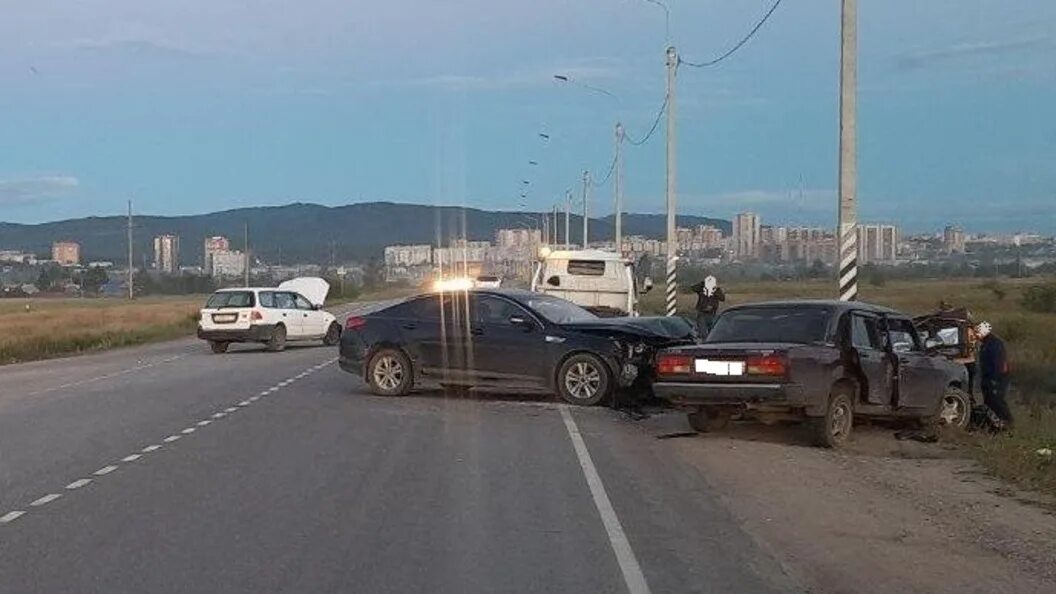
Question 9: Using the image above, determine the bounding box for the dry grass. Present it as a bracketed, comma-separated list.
[644, 276, 1056, 495]
[0, 297, 204, 365]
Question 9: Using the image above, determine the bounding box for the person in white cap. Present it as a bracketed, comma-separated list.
[690, 275, 725, 338]
[976, 321, 1013, 426]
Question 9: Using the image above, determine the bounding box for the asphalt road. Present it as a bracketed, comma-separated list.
[0, 303, 800, 594]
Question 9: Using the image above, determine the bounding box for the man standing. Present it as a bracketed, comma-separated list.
[690, 275, 725, 338]
[977, 321, 1013, 427]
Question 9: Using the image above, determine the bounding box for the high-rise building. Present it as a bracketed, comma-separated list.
[203, 236, 230, 274]
[943, 225, 966, 254]
[495, 228, 541, 249]
[733, 213, 761, 259]
[52, 241, 80, 265]
[153, 234, 180, 273]
[857, 224, 899, 264]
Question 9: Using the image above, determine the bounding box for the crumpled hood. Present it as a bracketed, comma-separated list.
[563, 316, 695, 340]
[278, 277, 330, 307]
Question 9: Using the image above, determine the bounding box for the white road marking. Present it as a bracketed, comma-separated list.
[24, 354, 189, 397]
[1, 511, 26, 524]
[212, 412, 226, 418]
[197, 420, 212, 426]
[249, 396, 260, 402]
[258, 391, 269, 396]
[238, 400, 251, 406]
[30, 493, 62, 507]
[559, 405, 651, 594]
[224, 407, 237, 413]
[163, 435, 181, 443]
[121, 454, 142, 462]
[94, 465, 118, 476]
[181, 427, 196, 434]
[66, 478, 92, 490]
[142, 445, 162, 453]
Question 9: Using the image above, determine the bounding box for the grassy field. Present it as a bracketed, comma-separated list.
[643, 276, 1056, 495]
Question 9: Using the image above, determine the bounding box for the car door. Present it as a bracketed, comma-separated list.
[392, 296, 445, 372]
[469, 294, 547, 384]
[885, 317, 945, 410]
[293, 293, 325, 337]
[848, 311, 895, 406]
[272, 291, 303, 337]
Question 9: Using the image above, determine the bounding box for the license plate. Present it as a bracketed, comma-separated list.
[212, 313, 237, 324]
[695, 359, 745, 376]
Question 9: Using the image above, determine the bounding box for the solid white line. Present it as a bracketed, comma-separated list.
[142, 445, 162, 453]
[31, 493, 62, 507]
[0, 511, 25, 524]
[181, 427, 196, 434]
[94, 465, 118, 476]
[163, 435, 181, 443]
[66, 478, 92, 490]
[559, 405, 651, 594]
[121, 454, 142, 462]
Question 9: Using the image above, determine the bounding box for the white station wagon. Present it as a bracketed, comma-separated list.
[197, 277, 341, 353]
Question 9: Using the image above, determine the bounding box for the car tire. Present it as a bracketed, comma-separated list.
[929, 386, 972, 430]
[209, 340, 229, 354]
[809, 386, 854, 448]
[367, 348, 413, 396]
[323, 322, 341, 346]
[687, 407, 731, 433]
[266, 324, 287, 352]
[557, 353, 611, 406]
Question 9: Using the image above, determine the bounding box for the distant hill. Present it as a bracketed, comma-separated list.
[0, 202, 730, 265]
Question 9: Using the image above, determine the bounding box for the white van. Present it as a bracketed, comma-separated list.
[531, 249, 652, 317]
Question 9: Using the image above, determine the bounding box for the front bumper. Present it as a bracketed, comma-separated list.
[653, 381, 805, 407]
[197, 324, 276, 343]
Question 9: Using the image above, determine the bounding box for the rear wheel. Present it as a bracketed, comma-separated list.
[266, 324, 287, 352]
[809, 387, 854, 448]
[687, 407, 731, 433]
[933, 386, 972, 429]
[367, 348, 413, 396]
[557, 353, 611, 406]
[208, 340, 229, 354]
[323, 322, 341, 346]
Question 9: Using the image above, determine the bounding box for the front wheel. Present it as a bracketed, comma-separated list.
[266, 324, 287, 352]
[809, 387, 854, 448]
[687, 407, 731, 433]
[367, 348, 413, 396]
[557, 353, 611, 406]
[323, 322, 341, 346]
[933, 386, 972, 429]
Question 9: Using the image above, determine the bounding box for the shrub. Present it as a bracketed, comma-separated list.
[1021, 284, 1056, 314]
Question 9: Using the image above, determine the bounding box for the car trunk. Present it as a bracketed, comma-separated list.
[658, 342, 800, 384]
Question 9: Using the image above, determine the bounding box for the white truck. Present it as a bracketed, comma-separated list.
[531, 249, 652, 317]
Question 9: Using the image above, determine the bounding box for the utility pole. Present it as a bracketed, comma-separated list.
[837, 0, 858, 301]
[582, 170, 590, 248]
[243, 221, 250, 288]
[565, 190, 572, 247]
[127, 200, 134, 300]
[552, 205, 559, 246]
[665, 45, 678, 317]
[614, 122, 625, 255]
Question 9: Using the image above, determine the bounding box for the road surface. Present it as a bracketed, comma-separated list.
[0, 303, 798, 594]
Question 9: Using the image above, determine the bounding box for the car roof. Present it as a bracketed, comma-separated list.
[212, 287, 298, 293]
[545, 249, 628, 262]
[723, 299, 902, 316]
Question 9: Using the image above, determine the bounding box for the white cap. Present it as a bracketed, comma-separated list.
[975, 321, 992, 337]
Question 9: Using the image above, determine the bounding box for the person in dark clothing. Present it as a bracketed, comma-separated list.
[690, 275, 725, 338]
[976, 321, 1013, 426]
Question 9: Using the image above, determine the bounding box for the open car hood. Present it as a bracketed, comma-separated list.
[278, 277, 330, 307]
[563, 316, 695, 341]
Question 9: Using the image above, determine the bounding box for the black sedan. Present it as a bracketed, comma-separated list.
[339, 288, 695, 405]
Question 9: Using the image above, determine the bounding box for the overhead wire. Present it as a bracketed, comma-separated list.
[679, 0, 783, 68]
[623, 94, 668, 146]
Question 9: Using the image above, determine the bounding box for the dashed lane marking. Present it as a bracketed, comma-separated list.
[142, 445, 162, 453]
[163, 435, 181, 443]
[93, 465, 118, 476]
[1, 511, 26, 524]
[66, 479, 92, 490]
[181, 427, 196, 434]
[30, 494, 61, 507]
[197, 420, 212, 427]
[121, 454, 142, 462]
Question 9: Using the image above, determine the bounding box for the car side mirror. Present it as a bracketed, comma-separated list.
[642, 277, 653, 293]
[546, 276, 561, 287]
[313, 303, 323, 310]
[509, 315, 534, 331]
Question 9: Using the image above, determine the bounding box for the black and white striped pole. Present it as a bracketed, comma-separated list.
[665, 46, 678, 317]
[837, 0, 858, 301]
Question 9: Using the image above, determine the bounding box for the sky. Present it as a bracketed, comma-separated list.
[1, 0, 1054, 233]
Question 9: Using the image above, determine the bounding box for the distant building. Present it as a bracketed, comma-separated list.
[495, 228, 541, 249]
[857, 224, 899, 264]
[52, 241, 80, 266]
[87, 261, 114, 269]
[943, 225, 966, 254]
[383, 244, 432, 268]
[203, 236, 230, 274]
[733, 213, 761, 259]
[0, 250, 37, 265]
[153, 234, 180, 273]
[211, 249, 245, 278]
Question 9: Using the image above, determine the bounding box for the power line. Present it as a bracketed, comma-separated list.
[680, 0, 783, 68]
[623, 94, 668, 146]
[591, 153, 618, 188]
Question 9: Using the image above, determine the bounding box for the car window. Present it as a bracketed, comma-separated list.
[707, 306, 832, 344]
[258, 291, 275, 308]
[567, 260, 606, 276]
[273, 292, 295, 309]
[474, 295, 528, 325]
[886, 318, 921, 353]
[521, 294, 596, 324]
[850, 314, 882, 350]
[397, 296, 441, 319]
[205, 291, 255, 309]
[294, 294, 314, 310]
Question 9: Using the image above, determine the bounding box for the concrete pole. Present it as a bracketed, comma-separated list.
[837, 0, 858, 301]
[665, 46, 678, 317]
[127, 200, 133, 300]
[244, 221, 250, 288]
[582, 170, 591, 248]
[565, 190, 572, 247]
[614, 122, 625, 254]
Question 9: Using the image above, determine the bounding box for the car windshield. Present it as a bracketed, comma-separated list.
[205, 291, 255, 309]
[522, 294, 597, 324]
[706, 306, 833, 344]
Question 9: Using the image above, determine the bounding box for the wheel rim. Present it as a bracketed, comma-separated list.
[565, 361, 601, 401]
[830, 400, 851, 439]
[373, 356, 404, 391]
[939, 395, 966, 426]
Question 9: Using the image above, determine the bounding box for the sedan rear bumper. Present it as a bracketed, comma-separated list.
[653, 381, 805, 406]
[197, 324, 276, 343]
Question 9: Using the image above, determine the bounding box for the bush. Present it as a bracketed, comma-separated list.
[1021, 284, 1056, 314]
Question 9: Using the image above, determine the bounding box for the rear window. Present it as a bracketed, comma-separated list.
[707, 306, 833, 344]
[567, 260, 606, 276]
[205, 291, 255, 309]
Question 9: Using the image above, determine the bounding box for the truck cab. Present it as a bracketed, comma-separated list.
[530, 249, 651, 317]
